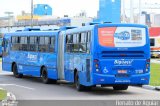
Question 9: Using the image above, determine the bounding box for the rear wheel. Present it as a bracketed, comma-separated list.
[113, 85, 128, 90]
[12, 64, 23, 78]
[41, 67, 56, 84]
[75, 72, 85, 91]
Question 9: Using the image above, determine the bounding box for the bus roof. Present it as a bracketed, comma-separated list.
[4, 30, 59, 37]
[65, 23, 148, 34]
[97, 23, 148, 28]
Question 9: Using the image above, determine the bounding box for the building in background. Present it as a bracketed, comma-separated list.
[97, 0, 121, 23]
[150, 14, 160, 27]
[34, 4, 52, 16]
[149, 27, 160, 58]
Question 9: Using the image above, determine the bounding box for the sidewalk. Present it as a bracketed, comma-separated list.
[0, 88, 17, 106]
[151, 59, 160, 64]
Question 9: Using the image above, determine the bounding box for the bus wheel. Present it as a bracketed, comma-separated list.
[41, 67, 52, 84]
[113, 85, 128, 90]
[75, 72, 85, 91]
[12, 64, 23, 78]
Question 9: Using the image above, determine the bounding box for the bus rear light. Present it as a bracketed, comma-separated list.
[120, 54, 126, 56]
[146, 64, 149, 68]
[95, 64, 99, 68]
[94, 59, 99, 63]
[146, 59, 150, 63]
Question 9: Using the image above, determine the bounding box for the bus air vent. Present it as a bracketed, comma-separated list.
[101, 51, 144, 58]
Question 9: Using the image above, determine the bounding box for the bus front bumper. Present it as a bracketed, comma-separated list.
[93, 73, 150, 85]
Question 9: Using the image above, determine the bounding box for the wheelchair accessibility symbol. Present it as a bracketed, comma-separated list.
[103, 67, 108, 73]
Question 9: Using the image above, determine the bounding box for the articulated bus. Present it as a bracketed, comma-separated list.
[2, 23, 150, 91]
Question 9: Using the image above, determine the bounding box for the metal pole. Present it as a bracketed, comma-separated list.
[139, 0, 142, 24]
[31, 0, 33, 27]
[130, 0, 134, 23]
[122, 0, 125, 23]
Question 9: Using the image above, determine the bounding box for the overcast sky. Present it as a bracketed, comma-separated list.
[0, 0, 99, 17]
[0, 0, 160, 17]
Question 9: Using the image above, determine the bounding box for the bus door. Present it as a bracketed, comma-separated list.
[2, 37, 10, 71]
[2, 37, 10, 57]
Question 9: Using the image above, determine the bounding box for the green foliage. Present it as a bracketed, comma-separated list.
[150, 63, 160, 86]
[0, 90, 7, 100]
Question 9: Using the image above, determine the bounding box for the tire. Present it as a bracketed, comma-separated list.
[41, 67, 54, 84]
[12, 64, 23, 78]
[85, 86, 92, 91]
[75, 72, 85, 91]
[113, 85, 128, 90]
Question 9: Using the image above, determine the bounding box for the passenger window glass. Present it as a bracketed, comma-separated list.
[68, 35, 73, 43]
[39, 36, 53, 53]
[81, 33, 86, 43]
[73, 34, 77, 44]
[87, 32, 91, 43]
[18, 36, 28, 51]
[39, 37, 45, 45]
[30, 37, 35, 44]
[50, 37, 55, 52]
[45, 37, 50, 45]
[28, 36, 37, 52]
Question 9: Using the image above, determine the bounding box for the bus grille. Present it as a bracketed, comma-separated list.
[101, 51, 144, 58]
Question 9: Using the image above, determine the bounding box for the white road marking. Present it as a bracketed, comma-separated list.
[0, 84, 35, 90]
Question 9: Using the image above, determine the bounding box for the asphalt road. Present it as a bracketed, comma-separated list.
[0, 64, 160, 100]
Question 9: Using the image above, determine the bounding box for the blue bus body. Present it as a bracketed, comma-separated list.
[2, 23, 150, 91]
[2, 31, 59, 80]
[63, 24, 150, 87]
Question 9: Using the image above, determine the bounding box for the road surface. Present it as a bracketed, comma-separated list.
[0, 65, 160, 100]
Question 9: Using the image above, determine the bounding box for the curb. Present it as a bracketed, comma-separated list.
[142, 85, 160, 91]
[0, 88, 5, 90]
[1, 92, 17, 106]
[155, 86, 160, 91]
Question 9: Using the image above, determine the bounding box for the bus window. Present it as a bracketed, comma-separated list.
[66, 34, 73, 53]
[49, 37, 55, 53]
[68, 35, 73, 43]
[39, 36, 49, 52]
[29, 37, 38, 52]
[79, 32, 86, 53]
[30, 37, 35, 44]
[86, 31, 91, 53]
[73, 34, 79, 53]
[20, 37, 28, 51]
[11, 36, 20, 51]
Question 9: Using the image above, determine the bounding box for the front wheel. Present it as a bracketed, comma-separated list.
[113, 85, 128, 90]
[12, 64, 23, 78]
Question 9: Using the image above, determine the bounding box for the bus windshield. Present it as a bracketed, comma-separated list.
[98, 27, 146, 47]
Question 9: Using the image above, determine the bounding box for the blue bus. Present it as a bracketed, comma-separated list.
[2, 24, 150, 91]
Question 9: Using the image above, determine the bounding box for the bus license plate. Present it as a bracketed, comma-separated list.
[118, 70, 127, 74]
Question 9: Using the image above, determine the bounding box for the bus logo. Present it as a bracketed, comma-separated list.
[114, 31, 130, 40]
[114, 59, 133, 66]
